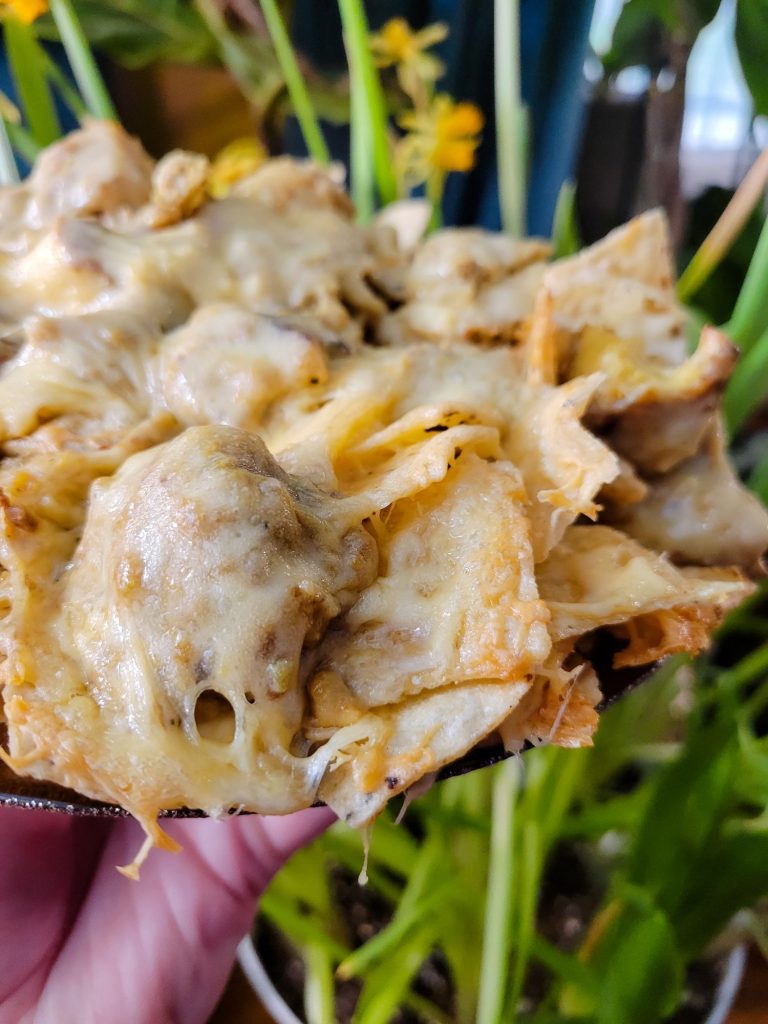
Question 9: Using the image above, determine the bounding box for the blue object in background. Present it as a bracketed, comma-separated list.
[293, 0, 596, 235]
[0, 0, 595, 235]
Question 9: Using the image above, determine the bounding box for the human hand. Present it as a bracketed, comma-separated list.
[0, 805, 334, 1024]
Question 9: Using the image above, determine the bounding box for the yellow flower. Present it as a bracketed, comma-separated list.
[370, 17, 447, 102]
[398, 94, 484, 179]
[207, 137, 267, 199]
[0, 0, 48, 24]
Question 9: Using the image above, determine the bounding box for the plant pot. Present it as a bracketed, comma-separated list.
[237, 924, 747, 1024]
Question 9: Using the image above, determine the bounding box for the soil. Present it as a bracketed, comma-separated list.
[255, 842, 730, 1023]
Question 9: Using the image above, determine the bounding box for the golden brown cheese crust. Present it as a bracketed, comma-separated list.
[0, 123, 762, 854]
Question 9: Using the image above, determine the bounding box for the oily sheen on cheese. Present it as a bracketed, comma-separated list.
[0, 122, 764, 873]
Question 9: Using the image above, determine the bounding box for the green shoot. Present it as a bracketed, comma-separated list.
[347, 65, 375, 221]
[337, 0, 397, 217]
[259, 0, 329, 165]
[352, 925, 438, 1024]
[259, 888, 349, 960]
[303, 943, 336, 1024]
[493, 0, 527, 235]
[4, 17, 59, 146]
[49, 0, 116, 120]
[336, 884, 449, 980]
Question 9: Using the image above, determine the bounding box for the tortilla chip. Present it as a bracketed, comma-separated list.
[612, 420, 768, 574]
[504, 375, 620, 560]
[603, 389, 720, 475]
[538, 524, 753, 642]
[543, 210, 684, 365]
[378, 228, 549, 345]
[314, 453, 550, 707]
[569, 324, 736, 422]
[318, 678, 531, 826]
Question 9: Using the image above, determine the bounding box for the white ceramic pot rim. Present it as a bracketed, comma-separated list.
[237, 933, 748, 1024]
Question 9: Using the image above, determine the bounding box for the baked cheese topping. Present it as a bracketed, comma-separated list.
[0, 122, 764, 872]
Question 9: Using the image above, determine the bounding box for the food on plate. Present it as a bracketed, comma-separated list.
[0, 122, 764, 873]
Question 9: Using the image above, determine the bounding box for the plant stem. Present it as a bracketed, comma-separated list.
[678, 148, 768, 302]
[347, 67, 374, 221]
[259, 0, 329, 164]
[303, 943, 336, 1024]
[477, 759, 519, 1024]
[50, 0, 116, 120]
[726, 211, 768, 352]
[494, 0, 526, 235]
[337, 0, 397, 212]
[0, 118, 19, 185]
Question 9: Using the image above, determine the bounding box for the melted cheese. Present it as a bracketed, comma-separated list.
[0, 123, 762, 865]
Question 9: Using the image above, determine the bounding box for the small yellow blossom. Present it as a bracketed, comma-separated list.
[397, 94, 484, 181]
[370, 17, 447, 103]
[0, 0, 48, 24]
[207, 137, 267, 199]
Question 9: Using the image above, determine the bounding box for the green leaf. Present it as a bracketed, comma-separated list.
[724, 324, 768, 435]
[529, 934, 599, 995]
[561, 789, 648, 840]
[37, 0, 215, 68]
[602, 1, 668, 76]
[727, 213, 768, 351]
[735, 0, 768, 117]
[560, 889, 683, 1023]
[603, 0, 719, 74]
[352, 923, 439, 1024]
[259, 889, 350, 961]
[673, 830, 768, 956]
[627, 717, 738, 912]
[336, 883, 450, 980]
[749, 450, 768, 505]
[4, 17, 60, 147]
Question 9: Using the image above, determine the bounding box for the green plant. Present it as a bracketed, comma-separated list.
[258, 625, 768, 1023]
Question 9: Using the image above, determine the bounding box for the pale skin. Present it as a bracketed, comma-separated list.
[0, 806, 334, 1024]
